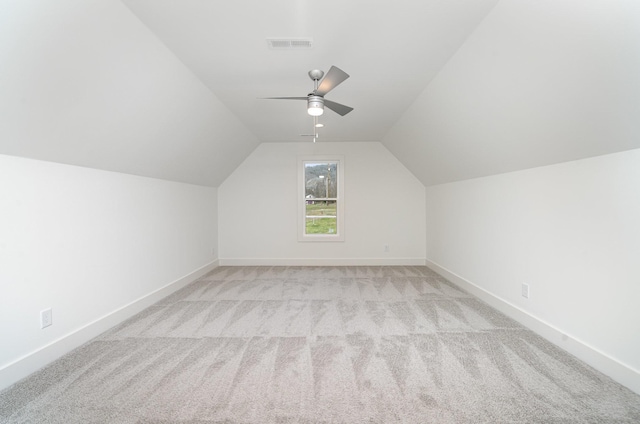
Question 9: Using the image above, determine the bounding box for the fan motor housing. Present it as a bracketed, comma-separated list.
[307, 95, 324, 108]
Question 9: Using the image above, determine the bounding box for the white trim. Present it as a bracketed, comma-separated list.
[298, 155, 345, 242]
[0, 260, 219, 391]
[219, 258, 426, 266]
[426, 259, 640, 396]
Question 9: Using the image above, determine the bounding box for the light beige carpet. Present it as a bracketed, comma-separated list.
[1, 266, 639, 423]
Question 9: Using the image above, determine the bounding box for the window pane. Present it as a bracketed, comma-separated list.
[305, 200, 337, 234]
[305, 162, 338, 199]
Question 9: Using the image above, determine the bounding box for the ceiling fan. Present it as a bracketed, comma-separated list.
[265, 66, 354, 117]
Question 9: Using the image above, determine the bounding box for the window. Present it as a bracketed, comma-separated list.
[298, 156, 344, 241]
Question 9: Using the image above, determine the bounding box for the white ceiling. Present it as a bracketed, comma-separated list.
[1, 1, 638, 187]
[121, 0, 500, 143]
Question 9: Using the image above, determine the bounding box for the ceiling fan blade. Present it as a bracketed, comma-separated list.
[262, 97, 308, 100]
[314, 66, 349, 96]
[324, 99, 354, 116]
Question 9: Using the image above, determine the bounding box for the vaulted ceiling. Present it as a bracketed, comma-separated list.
[120, 0, 499, 144]
[1, 1, 638, 187]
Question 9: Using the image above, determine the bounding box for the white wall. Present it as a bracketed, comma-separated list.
[0, 154, 218, 390]
[425, 149, 640, 394]
[219, 142, 425, 265]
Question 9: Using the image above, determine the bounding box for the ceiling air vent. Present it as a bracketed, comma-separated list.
[267, 38, 313, 50]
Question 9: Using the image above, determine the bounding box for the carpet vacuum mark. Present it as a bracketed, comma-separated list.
[1, 266, 639, 423]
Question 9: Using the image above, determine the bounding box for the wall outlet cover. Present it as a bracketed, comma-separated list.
[41, 308, 52, 329]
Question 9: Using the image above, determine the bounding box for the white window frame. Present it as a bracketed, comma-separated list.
[297, 155, 345, 242]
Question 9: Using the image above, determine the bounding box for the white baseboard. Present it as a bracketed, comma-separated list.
[219, 258, 427, 266]
[0, 260, 219, 392]
[426, 259, 640, 396]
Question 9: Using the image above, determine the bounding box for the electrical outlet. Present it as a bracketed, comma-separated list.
[41, 308, 52, 329]
[384, 244, 389, 252]
[521, 283, 529, 299]
[211, 247, 216, 256]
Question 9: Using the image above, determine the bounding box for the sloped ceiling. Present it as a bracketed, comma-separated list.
[0, 0, 259, 187]
[383, 0, 640, 185]
[1, 1, 638, 187]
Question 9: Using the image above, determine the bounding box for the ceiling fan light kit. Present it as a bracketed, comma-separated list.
[307, 96, 324, 116]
